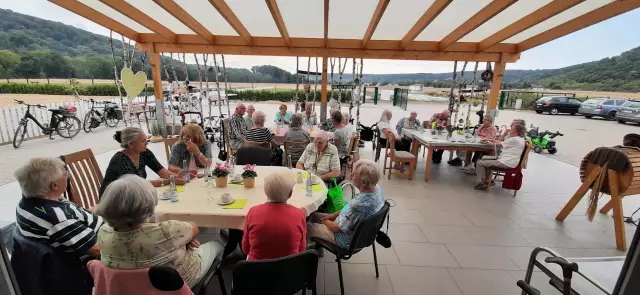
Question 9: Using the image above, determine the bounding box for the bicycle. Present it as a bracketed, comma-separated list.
[12, 100, 81, 148]
[82, 98, 122, 133]
[203, 114, 225, 146]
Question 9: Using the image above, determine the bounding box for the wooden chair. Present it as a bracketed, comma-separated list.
[163, 137, 180, 163]
[60, 149, 103, 209]
[373, 125, 386, 162]
[244, 140, 270, 148]
[486, 139, 533, 196]
[343, 133, 360, 179]
[222, 118, 234, 161]
[284, 140, 309, 168]
[382, 131, 416, 180]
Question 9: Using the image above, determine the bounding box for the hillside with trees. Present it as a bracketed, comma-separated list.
[0, 8, 638, 92]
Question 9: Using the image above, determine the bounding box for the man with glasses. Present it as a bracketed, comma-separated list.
[230, 103, 248, 150]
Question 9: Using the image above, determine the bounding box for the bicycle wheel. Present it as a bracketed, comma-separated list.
[83, 112, 93, 133]
[12, 123, 27, 149]
[56, 116, 81, 139]
[104, 114, 120, 127]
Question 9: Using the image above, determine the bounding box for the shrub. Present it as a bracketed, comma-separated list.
[0, 82, 154, 96]
[227, 89, 352, 102]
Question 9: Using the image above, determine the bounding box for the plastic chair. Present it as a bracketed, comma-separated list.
[311, 201, 391, 295]
[231, 250, 319, 295]
[164, 137, 180, 163]
[284, 140, 309, 168]
[88, 261, 195, 295]
[236, 146, 272, 166]
[244, 140, 270, 148]
[60, 148, 103, 209]
[486, 139, 532, 196]
[382, 131, 416, 180]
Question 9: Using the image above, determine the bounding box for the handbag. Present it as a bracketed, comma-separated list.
[325, 178, 346, 213]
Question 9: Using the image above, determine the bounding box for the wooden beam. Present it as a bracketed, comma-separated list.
[147, 44, 167, 136]
[265, 0, 289, 46]
[488, 55, 506, 110]
[147, 43, 520, 62]
[478, 0, 584, 52]
[362, 0, 390, 48]
[48, 0, 139, 41]
[324, 0, 329, 48]
[320, 56, 328, 122]
[518, 0, 640, 52]
[208, 0, 252, 44]
[400, 0, 453, 49]
[99, 0, 176, 42]
[439, 0, 517, 51]
[153, 0, 215, 44]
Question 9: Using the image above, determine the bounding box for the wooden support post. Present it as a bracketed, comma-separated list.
[607, 170, 627, 251]
[556, 166, 602, 221]
[488, 56, 506, 110]
[148, 44, 167, 138]
[320, 56, 328, 122]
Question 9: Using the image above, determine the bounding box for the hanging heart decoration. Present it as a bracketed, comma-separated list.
[120, 67, 147, 98]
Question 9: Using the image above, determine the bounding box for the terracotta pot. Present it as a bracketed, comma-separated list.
[215, 176, 228, 188]
[243, 177, 255, 188]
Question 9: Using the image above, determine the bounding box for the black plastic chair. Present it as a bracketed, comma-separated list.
[231, 250, 319, 295]
[236, 146, 272, 166]
[311, 201, 391, 295]
[191, 248, 227, 295]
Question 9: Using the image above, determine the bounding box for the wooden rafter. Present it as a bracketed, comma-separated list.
[153, 0, 215, 44]
[518, 0, 640, 52]
[137, 42, 521, 63]
[265, 0, 290, 46]
[208, 0, 252, 44]
[324, 0, 329, 48]
[478, 0, 584, 52]
[362, 0, 390, 48]
[439, 0, 517, 51]
[99, 0, 176, 42]
[400, 0, 453, 49]
[48, 0, 139, 41]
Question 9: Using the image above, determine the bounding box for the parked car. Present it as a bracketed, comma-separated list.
[616, 100, 640, 124]
[535, 96, 582, 115]
[578, 98, 626, 120]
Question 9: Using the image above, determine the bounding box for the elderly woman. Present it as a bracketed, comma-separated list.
[308, 159, 384, 248]
[100, 127, 184, 196]
[377, 109, 409, 152]
[275, 104, 292, 125]
[96, 175, 223, 287]
[296, 131, 341, 182]
[284, 113, 311, 166]
[242, 170, 306, 260]
[428, 109, 451, 164]
[15, 158, 103, 257]
[474, 120, 527, 190]
[168, 125, 212, 173]
[302, 104, 317, 126]
[455, 114, 498, 169]
[246, 110, 283, 164]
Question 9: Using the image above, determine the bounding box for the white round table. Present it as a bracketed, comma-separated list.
[153, 166, 327, 229]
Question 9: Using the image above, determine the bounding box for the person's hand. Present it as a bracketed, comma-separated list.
[185, 140, 199, 154]
[88, 205, 97, 212]
[320, 214, 332, 221]
[187, 239, 200, 250]
[173, 178, 187, 185]
[189, 172, 197, 179]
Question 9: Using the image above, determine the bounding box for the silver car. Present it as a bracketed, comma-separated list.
[578, 98, 626, 120]
[616, 100, 640, 124]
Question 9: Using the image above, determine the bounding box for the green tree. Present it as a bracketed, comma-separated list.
[0, 49, 20, 81]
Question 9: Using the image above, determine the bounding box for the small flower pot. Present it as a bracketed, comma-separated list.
[215, 176, 228, 188]
[243, 177, 255, 188]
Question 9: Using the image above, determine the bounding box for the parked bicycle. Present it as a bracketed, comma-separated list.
[12, 100, 81, 148]
[82, 99, 122, 132]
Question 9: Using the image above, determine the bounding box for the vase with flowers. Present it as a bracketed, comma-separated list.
[212, 162, 231, 188]
[241, 164, 257, 188]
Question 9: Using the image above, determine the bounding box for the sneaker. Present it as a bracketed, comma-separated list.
[463, 167, 476, 175]
[448, 158, 463, 166]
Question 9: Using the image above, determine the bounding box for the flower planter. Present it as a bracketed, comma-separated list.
[243, 177, 255, 188]
[215, 176, 228, 188]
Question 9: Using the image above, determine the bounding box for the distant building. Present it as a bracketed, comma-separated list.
[409, 84, 423, 93]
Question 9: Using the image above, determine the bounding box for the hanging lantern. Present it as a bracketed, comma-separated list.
[304, 83, 311, 93]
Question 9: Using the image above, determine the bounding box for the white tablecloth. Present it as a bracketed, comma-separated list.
[153, 166, 327, 229]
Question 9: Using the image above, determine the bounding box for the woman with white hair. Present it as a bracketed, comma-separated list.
[308, 159, 385, 248]
[96, 175, 223, 287]
[14, 157, 103, 257]
[474, 120, 527, 190]
[377, 109, 409, 152]
[242, 170, 306, 260]
[296, 131, 341, 182]
[246, 110, 283, 164]
[454, 114, 497, 170]
[99, 127, 184, 196]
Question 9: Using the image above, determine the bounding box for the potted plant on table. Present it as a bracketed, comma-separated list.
[241, 164, 257, 188]
[212, 162, 231, 188]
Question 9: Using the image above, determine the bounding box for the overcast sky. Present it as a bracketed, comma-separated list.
[3, 0, 640, 74]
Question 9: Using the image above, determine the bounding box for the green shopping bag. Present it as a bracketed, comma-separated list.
[326, 178, 346, 213]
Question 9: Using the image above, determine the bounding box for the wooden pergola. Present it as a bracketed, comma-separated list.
[50, 0, 640, 114]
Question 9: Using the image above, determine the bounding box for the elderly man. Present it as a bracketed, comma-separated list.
[15, 158, 103, 258]
[229, 103, 248, 150]
[302, 104, 317, 126]
[395, 111, 420, 135]
[244, 104, 255, 127]
[284, 113, 311, 166]
[429, 109, 451, 164]
[296, 131, 341, 182]
[332, 111, 351, 159]
[342, 112, 356, 136]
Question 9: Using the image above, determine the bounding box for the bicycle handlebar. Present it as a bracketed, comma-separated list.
[14, 100, 46, 108]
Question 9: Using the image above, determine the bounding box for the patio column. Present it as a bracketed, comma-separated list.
[487, 57, 506, 111]
[148, 44, 167, 138]
[320, 56, 328, 122]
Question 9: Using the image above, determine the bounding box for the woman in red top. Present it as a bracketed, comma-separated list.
[242, 170, 307, 260]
